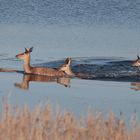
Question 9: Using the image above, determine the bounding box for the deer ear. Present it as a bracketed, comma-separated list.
[65, 58, 72, 64]
[29, 47, 33, 52]
[25, 48, 28, 53]
[137, 54, 140, 60]
[65, 58, 69, 64]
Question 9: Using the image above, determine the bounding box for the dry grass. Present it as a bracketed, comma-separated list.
[0, 101, 140, 140]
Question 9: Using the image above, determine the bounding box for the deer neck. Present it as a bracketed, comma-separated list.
[63, 65, 75, 76]
[23, 56, 32, 73]
[67, 68, 75, 76]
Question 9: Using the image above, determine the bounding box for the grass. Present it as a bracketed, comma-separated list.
[0, 101, 140, 140]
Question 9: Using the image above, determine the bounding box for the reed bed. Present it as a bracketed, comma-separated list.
[0, 102, 140, 140]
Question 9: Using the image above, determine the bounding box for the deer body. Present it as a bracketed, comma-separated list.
[16, 47, 67, 77]
[24, 66, 66, 76]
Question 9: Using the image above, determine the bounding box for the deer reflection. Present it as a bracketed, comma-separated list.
[15, 74, 71, 90]
[131, 82, 140, 91]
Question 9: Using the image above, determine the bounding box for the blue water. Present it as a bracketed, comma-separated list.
[0, 0, 140, 122]
[0, 0, 140, 27]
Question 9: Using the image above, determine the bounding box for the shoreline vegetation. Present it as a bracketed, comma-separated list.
[0, 101, 140, 140]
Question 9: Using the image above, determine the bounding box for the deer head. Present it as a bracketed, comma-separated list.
[132, 54, 140, 67]
[59, 58, 72, 71]
[16, 47, 33, 60]
[59, 58, 75, 76]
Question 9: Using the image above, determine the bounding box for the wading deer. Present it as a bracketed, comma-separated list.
[132, 55, 140, 67]
[58, 57, 75, 76]
[16, 47, 74, 77]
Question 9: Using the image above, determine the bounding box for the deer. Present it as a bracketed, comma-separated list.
[58, 57, 75, 77]
[132, 55, 140, 67]
[16, 47, 75, 77]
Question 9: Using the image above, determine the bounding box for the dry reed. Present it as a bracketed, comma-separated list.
[0, 101, 139, 140]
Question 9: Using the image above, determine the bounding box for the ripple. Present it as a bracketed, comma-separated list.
[33, 57, 140, 82]
[0, 0, 139, 27]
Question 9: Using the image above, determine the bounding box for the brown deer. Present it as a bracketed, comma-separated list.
[58, 57, 75, 76]
[16, 47, 74, 77]
[132, 55, 140, 67]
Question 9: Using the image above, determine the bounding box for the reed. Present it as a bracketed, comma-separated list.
[0, 101, 140, 140]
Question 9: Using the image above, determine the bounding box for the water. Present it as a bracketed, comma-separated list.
[0, 0, 140, 121]
[0, 0, 140, 27]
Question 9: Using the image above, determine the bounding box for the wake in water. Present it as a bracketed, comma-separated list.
[73, 58, 140, 81]
[0, 57, 140, 83]
[38, 57, 140, 82]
